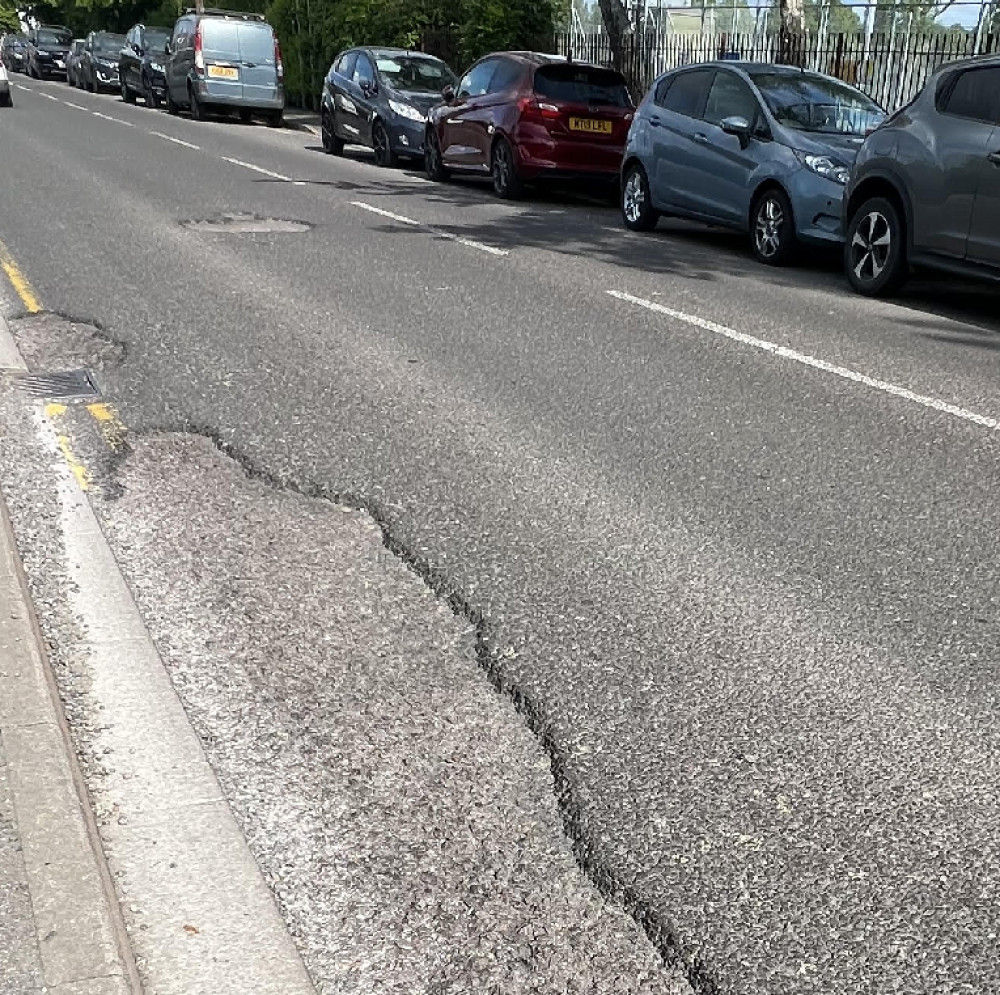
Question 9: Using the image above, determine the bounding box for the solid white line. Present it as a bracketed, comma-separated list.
[607, 289, 1000, 432]
[220, 155, 291, 181]
[351, 201, 509, 257]
[151, 131, 200, 150]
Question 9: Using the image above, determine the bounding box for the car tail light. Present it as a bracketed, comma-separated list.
[274, 37, 283, 81]
[193, 23, 204, 75]
[519, 96, 560, 123]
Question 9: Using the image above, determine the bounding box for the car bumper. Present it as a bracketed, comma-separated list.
[788, 172, 847, 245]
[94, 69, 120, 88]
[37, 63, 67, 77]
[193, 79, 284, 110]
[389, 117, 427, 157]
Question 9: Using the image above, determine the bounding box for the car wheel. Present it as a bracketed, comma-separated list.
[491, 137, 523, 200]
[189, 86, 204, 120]
[621, 164, 659, 232]
[266, 110, 283, 128]
[238, 108, 252, 123]
[845, 196, 908, 297]
[321, 110, 343, 154]
[0, 92, 11, 108]
[372, 120, 396, 167]
[751, 188, 797, 266]
[144, 76, 159, 109]
[121, 79, 135, 103]
[425, 127, 449, 182]
[165, 85, 179, 115]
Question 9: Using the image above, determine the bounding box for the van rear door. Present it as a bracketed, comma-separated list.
[201, 19, 243, 101]
[237, 23, 279, 107]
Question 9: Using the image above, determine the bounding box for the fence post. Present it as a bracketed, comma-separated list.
[834, 32, 845, 78]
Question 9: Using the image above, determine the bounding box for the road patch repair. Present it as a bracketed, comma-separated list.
[0, 313, 694, 992]
[180, 213, 313, 234]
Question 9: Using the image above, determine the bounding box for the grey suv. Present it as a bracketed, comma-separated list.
[845, 55, 1000, 296]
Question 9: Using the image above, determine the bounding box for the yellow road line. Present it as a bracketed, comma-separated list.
[86, 402, 127, 451]
[0, 241, 41, 313]
[44, 403, 91, 491]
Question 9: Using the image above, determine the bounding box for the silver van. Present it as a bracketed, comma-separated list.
[164, 9, 284, 125]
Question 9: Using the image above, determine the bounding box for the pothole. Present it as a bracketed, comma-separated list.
[181, 213, 312, 234]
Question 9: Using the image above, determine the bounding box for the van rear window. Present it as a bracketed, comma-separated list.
[533, 65, 632, 107]
[201, 20, 240, 52]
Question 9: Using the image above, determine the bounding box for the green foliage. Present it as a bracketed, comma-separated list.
[0, 0, 20, 32]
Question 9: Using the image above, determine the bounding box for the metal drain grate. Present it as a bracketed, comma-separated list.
[16, 369, 100, 401]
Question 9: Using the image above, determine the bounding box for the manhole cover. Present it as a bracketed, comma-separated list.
[16, 369, 100, 401]
[181, 213, 311, 234]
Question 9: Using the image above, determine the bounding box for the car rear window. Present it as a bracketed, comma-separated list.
[37, 30, 72, 46]
[533, 64, 632, 107]
[237, 23, 275, 63]
[201, 19, 240, 54]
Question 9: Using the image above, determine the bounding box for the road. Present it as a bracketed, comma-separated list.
[2, 74, 1000, 995]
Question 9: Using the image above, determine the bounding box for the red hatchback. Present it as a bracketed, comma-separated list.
[425, 52, 634, 198]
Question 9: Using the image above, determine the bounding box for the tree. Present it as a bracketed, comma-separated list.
[0, 1, 20, 32]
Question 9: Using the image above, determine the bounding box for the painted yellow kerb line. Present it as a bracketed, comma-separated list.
[0, 240, 41, 313]
[86, 402, 128, 451]
[44, 403, 91, 492]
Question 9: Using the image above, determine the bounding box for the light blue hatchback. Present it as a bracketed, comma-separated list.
[621, 62, 884, 265]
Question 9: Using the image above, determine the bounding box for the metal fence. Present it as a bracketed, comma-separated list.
[556, 28, 1000, 108]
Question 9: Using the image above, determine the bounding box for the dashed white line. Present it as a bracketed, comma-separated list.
[151, 131, 200, 150]
[39, 92, 58, 101]
[64, 101, 88, 111]
[91, 111, 134, 126]
[607, 289, 1000, 432]
[220, 155, 304, 184]
[351, 201, 509, 257]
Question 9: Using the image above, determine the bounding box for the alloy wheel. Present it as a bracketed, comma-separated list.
[494, 142, 511, 192]
[623, 171, 645, 225]
[373, 123, 391, 166]
[754, 197, 784, 259]
[850, 210, 892, 284]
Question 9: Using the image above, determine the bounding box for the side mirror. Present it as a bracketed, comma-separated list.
[720, 115, 751, 146]
[163, 41, 172, 56]
[441, 84, 455, 103]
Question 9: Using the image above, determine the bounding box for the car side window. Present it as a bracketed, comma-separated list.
[941, 67, 1000, 124]
[337, 51, 357, 78]
[354, 53, 375, 88]
[458, 59, 498, 99]
[654, 75, 673, 106]
[486, 58, 522, 95]
[703, 71, 761, 127]
[660, 69, 712, 119]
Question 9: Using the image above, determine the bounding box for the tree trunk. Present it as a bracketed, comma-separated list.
[779, 0, 806, 64]
[597, 0, 632, 70]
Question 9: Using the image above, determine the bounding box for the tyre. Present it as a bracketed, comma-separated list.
[121, 79, 136, 103]
[238, 108, 252, 123]
[321, 110, 343, 154]
[144, 76, 159, 109]
[751, 187, 797, 266]
[266, 109, 283, 128]
[165, 84, 179, 115]
[189, 86, 204, 120]
[491, 137, 523, 199]
[87, 74, 96, 93]
[372, 120, 396, 167]
[621, 163, 659, 232]
[844, 196, 908, 297]
[425, 127, 449, 181]
[0, 92, 11, 108]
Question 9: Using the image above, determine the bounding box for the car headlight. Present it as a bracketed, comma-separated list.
[149, 62, 164, 73]
[100, 59, 116, 69]
[388, 99, 425, 123]
[798, 152, 850, 185]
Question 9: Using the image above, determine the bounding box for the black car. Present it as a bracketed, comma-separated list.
[26, 25, 72, 79]
[79, 31, 125, 92]
[66, 40, 85, 87]
[845, 54, 1000, 296]
[119, 24, 170, 107]
[1, 34, 28, 74]
[321, 47, 457, 165]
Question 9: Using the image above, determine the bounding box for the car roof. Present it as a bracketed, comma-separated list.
[929, 52, 1000, 75]
[363, 47, 442, 60]
[483, 51, 612, 71]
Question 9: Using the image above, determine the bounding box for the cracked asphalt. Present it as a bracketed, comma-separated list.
[1, 74, 1000, 994]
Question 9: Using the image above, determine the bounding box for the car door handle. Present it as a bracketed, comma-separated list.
[693, 133, 709, 144]
[650, 115, 661, 127]
[243, 61, 256, 68]
[989, 150, 1000, 166]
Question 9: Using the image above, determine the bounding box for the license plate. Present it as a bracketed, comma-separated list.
[208, 65, 238, 80]
[569, 117, 612, 135]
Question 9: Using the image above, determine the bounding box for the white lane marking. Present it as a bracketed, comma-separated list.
[608, 289, 1000, 432]
[351, 201, 509, 257]
[90, 111, 133, 126]
[64, 101, 88, 111]
[39, 92, 59, 101]
[151, 131, 200, 150]
[220, 155, 301, 184]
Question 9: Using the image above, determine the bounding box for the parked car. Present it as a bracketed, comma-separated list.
[321, 47, 457, 165]
[845, 55, 1000, 296]
[621, 62, 884, 265]
[79, 31, 125, 92]
[0, 62, 11, 107]
[65, 39, 85, 87]
[164, 9, 284, 125]
[119, 24, 171, 107]
[26, 25, 72, 80]
[425, 52, 634, 199]
[1, 34, 28, 74]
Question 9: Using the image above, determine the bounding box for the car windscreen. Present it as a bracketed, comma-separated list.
[37, 30, 72, 46]
[375, 56, 456, 93]
[144, 30, 171, 52]
[236, 24, 275, 64]
[533, 64, 632, 107]
[751, 72, 884, 135]
[95, 35, 125, 54]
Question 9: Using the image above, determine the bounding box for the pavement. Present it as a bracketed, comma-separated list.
[0, 71, 999, 995]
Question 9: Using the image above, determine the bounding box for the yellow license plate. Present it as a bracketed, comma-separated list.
[569, 117, 612, 135]
[208, 65, 239, 80]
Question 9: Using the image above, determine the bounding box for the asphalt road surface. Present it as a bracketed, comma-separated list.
[2, 74, 1000, 995]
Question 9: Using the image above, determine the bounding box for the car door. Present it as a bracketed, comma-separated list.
[350, 53, 378, 146]
[121, 29, 136, 87]
[236, 22, 278, 107]
[438, 58, 500, 169]
[913, 66, 1000, 259]
[166, 18, 191, 103]
[689, 69, 764, 224]
[648, 68, 714, 213]
[968, 123, 1000, 266]
[329, 51, 357, 140]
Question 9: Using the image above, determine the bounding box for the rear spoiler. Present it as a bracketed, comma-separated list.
[183, 8, 266, 20]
